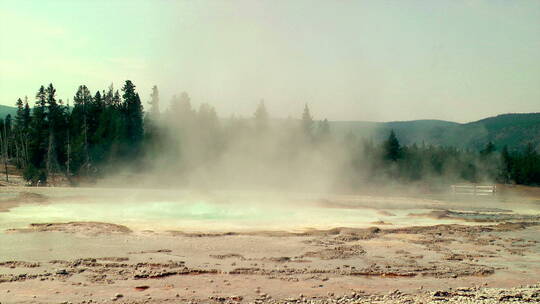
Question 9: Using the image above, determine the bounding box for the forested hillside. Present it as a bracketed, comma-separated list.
[329, 114, 540, 151]
[0, 105, 16, 119]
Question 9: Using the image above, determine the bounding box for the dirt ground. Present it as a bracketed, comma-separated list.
[1, 187, 540, 303]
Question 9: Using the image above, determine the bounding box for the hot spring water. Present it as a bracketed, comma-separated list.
[1, 187, 536, 233]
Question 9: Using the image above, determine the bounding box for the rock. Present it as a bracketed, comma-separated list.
[56, 269, 68, 275]
[432, 290, 451, 297]
[230, 295, 243, 301]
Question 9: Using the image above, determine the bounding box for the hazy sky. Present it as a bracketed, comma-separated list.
[1, 0, 539, 123]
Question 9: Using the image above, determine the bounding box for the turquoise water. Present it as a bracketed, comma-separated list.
[0, 191, 396, 232]
[3, 187, 534, 232]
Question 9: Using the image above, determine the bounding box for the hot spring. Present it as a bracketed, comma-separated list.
[0, 187, 538, 233]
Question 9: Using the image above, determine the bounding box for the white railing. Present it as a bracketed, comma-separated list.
[451, 184, 496, 196]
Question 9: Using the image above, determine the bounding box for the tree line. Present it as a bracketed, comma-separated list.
[1, 80, 539, 188]
[1, 81, 143, 184]
[348, 131, 540, 188]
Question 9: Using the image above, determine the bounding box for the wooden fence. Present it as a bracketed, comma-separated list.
[451, 184, 497, 196]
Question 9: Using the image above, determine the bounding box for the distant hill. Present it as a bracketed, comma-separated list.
[0, 105, 17, 119]
[330, 119, 459, 146]
[329, 113, 540, 151]
[437, 113, 540, 150]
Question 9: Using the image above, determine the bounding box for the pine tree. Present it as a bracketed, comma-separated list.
[45, 84, 58, 175]
[169, 92, 194, 123]
[45, 84, 67, 181]
[13, 98, 26, 168]
[26, 85, 49, 184]
[148, 85, 160, 119]
[317, 118, 331, 142]
[14, 98, 24, 130]
[254, 100, 269, 132]
[301, 104, 314, 139]
[121, 80, 144, 158]
[65, 99, 71, 177]
[143, 85, 161, 159]
[23, 97, 31, 130]
[94, 85, 124, 166]
[480, 141, 496, 157]
[13, 97, 32, 169]
[71, 85, 92, 174]
[89, 90, 104, 138]
[500, 145, 512, 183]
[383, 130, 402, 161]
[86, 90, 106, 164]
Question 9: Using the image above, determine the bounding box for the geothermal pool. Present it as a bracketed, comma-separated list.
[2, 187, 540, 304]
[0, 187, 538, 233]
[0, 198, 392, 232]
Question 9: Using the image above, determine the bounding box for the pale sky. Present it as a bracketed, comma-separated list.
[1, 0, 539, 122]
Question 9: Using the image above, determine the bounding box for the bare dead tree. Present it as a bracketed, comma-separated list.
[0, 127, 9, 182]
